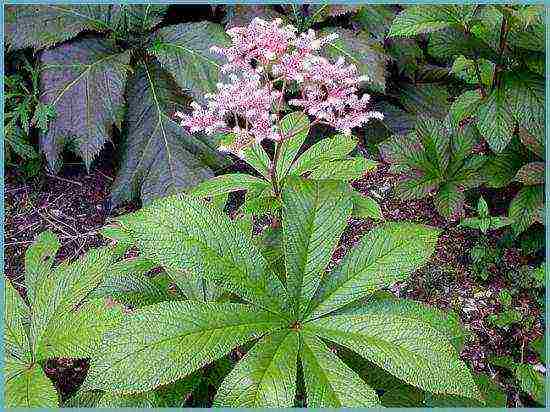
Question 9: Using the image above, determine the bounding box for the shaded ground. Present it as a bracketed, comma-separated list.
[4, 156, 544, 407]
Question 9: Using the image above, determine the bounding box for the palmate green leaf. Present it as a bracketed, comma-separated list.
[336, 346, 424, 407]
[507, 7, 544, 52]
[110, 5, 167, 33]
[351, 193, 384, 221]
[149, 22, 229, 103]
[449, 90, 483, 129]
[519, 123, 545, 159]
[300, 333, 380, 407]
[339, 292, 467, 352]
[189, 173, 269, 199]
[433, 183, 465, 220]
[36, 299, 123, 360]
[379, 132, 431, 173]
[483, 141, 524, 188]
[97, 392, 157, 407]
[415, 116, 450, 174]
[85, 301, 285, 394]
[395, 174, 440, 200]
[110, 61, 228, 206]
[388, 5, 477, 37]
[241, 195, 281, 217]
[514, 162, 545, 185]
[460, 215, 511, 234]
[39, 37, 131, 171]
[425, 373, 507, 407]
[397, 83, 450, 119]
[5, 281, 31, 363]
[5, 5, 113, 50]
[276, 112, 310, 183]
[509, 185, 544, 234]
[477, 85, 515, 153]
[451, 56, 494, 87]
[24, 231, 60, 306]
[289, 134, 357, 176]
[166, 268, 223, 302]
[282, 178, 353, 317]
[306, 312, 480, 401]
[30, 246, 116, 356]
[353, 5, 397, 41]
[477, 195, 489, 218]
[428, 28, 493, 61]
[243, 144, 271, 178]
[504, 71, 544, 129]
[515, 364, 545, 405]
[308, 222, 440, 318]
[116, 194, 289, 316]
[90, 257, 179, 307]
[321, 28, 387, 93]
[6, 364, 58, 408]
[214, 331, 299, 407]
[309, 158, 377, 181]
[255, 226, 285, 281]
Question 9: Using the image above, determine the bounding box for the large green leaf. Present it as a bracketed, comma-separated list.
[340, 292, 467, 352]
[116, 194, 289, 316]
[433, 183, 466, 220]
[89, 257, 179, 306]
[97, 392, 157, 408]
[388, 6, 477, 37]
[282, 178, 353, 318]
[189, 173, 269, 198]
[110, 61, 228, 206]
[354, 5, 397, 41]
[477, 85, 515, 153]
[149, 22, 229, 103]
[243, 144, 271, 179]
[30, 246, 115, 356]
[24, 231, 60, 307]
[351, 193, 384, 221]
[289, 134, 357, 176]
[514, 162, 545, 185]
[85, 301, 284, 394]
[321, 28, 387, 93]
[36, 299, 123, 360]
[5, 281, 31, 363]
[308, 222, 440, 318]
[110, 5, 167, 33]
[276, 112, 310, 183]
[509, 185, 544, 234]
[397, 83, 450, 119]
[5, 5, 113, 50]
[449, 89, 483, 128]
[301, 333, 380, 407]
[39, 37, 131, 171]
[415, 116, 450, 174]
[308, 158, 377, 181]
[214, 331, 299, 407]
[5, 364, 58, 407]
[504, 71, 544, 129]
[306, 313, 480, 400]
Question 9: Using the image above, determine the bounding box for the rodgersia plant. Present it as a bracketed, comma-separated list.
[176, 18, 384, 219]
[76, 178, 483, 407]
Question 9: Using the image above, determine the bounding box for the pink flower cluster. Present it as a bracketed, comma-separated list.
[176, 17, 383, 157]
[289, 57, 384, 136]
